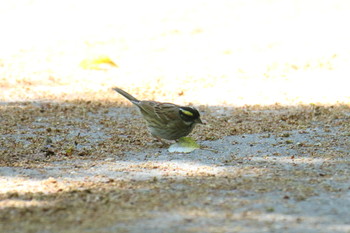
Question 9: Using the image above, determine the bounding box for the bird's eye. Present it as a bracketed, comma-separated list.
[180, 108, 194, 117]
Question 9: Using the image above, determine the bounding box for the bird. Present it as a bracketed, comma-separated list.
[112, 87, 203, 143]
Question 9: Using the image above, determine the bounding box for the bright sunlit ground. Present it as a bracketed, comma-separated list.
[1, 0, 350, 106]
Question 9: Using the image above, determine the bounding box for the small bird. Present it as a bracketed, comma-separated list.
[113, 87, 203, 142]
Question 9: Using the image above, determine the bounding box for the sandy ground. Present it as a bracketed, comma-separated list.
[1, 103, 349, 233]
[1, 0, 350, 232]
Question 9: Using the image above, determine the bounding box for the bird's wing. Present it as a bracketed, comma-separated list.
[136, 101, 180, 124]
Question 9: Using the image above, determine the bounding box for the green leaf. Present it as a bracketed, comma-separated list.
[168, 137, 200, 153]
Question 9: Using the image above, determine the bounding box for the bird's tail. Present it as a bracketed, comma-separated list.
[112, 87, 140, 103]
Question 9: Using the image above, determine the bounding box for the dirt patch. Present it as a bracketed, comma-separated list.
[1, 102, 350, 232]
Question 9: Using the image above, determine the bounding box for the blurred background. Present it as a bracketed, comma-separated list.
[0, 0, 349, 106]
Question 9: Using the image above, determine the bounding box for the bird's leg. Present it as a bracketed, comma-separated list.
[155, 137, 170, 148]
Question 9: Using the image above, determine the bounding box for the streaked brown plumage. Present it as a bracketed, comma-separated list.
[113, 87, 203, 140]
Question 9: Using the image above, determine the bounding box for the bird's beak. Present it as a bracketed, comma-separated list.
[196, 118, 205, 125]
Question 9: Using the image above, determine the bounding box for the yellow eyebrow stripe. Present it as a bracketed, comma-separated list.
[181, 109, 194, 116]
